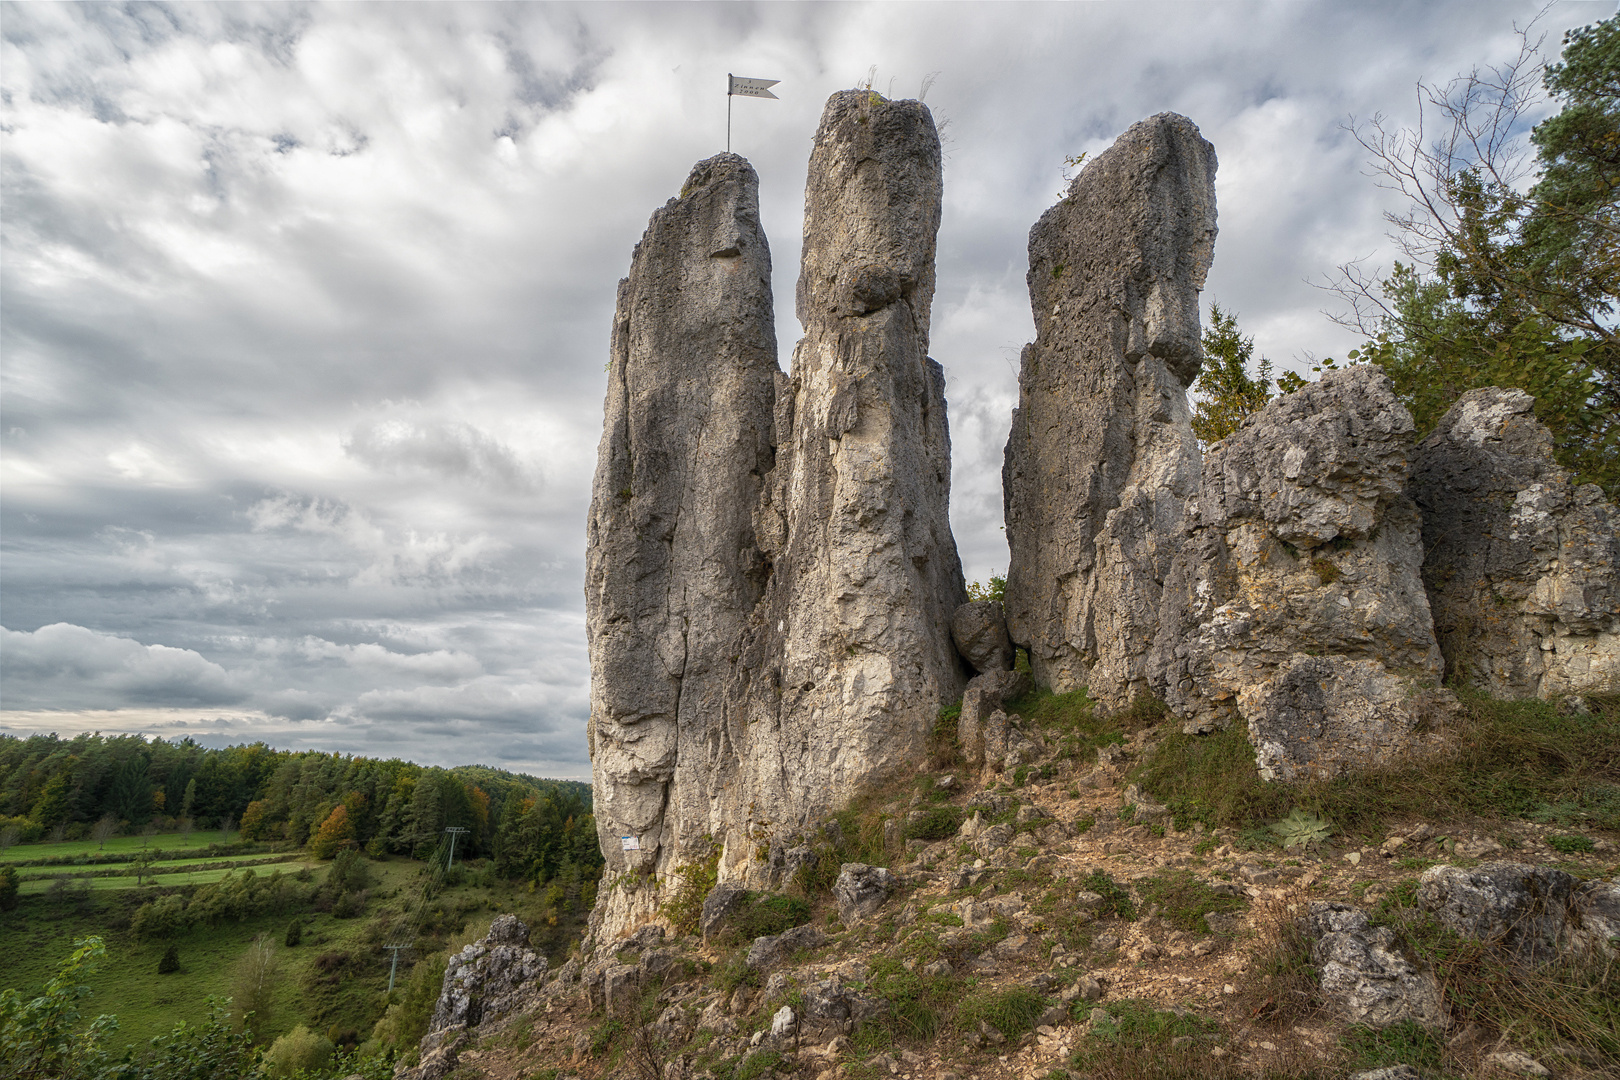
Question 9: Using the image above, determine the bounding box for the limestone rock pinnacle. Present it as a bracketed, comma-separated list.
[1002, 113, 1217, 706]
[727, 90, 968, 869]
[585, 153, 778, 928]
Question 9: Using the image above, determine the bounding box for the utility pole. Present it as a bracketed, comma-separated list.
[384, 944, 410, 994]
[444, 826, 469, 870]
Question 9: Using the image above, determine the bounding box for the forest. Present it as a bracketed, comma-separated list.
[0, 732, 599, 880]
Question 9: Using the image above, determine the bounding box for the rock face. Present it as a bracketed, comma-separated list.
[585, 153, 779, 929]
[400, 915, 548, 1080]
[588, 96, 969, 940]
[1411, 388, 1620, 699]
[726, 89, 967, 865]
[1002, 113, 1216, 707]
[428, 915, 548, 1032]
[1150, 367, 1446, 780]
[833, 862, 897, 925]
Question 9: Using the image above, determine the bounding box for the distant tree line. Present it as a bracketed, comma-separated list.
[0, 733, 600, 883]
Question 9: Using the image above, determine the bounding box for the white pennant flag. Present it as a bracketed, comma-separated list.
[729, 75, 780, 99]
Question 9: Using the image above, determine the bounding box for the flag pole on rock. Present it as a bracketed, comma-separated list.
[727, 73, 780, 153]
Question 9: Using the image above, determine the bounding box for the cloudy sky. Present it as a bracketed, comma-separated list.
[1, 1, 1604, 778]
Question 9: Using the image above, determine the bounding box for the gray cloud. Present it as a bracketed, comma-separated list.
[1, 0, 1596, 777]
[0, 623, 245, 707]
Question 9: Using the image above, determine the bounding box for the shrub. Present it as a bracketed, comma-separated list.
[263, 1024, 334, 1078]
[660, 842, 719, 936]
[369, 953, 446, 1064]
[284, 918, 303, 947]
[731, 893, 811, 941]
[0, 866, 17, 912]
[132, 894, 190, 939]
[905, 807, 963, 842]
[157, 945, 180, 975]
[1079, 871, 1136, 921]
[957, 985, 1047, 1039]
[0, 937, 118, 1079]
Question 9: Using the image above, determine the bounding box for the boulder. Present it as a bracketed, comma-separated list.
[1411, 387, 1620, 699]
[951, 600, 1014, 673]
[586, 151, 780, 935]
[1003, 113, 1216, 706]
[799, 978, 889, 1040]
[833, 863, 897, 925]
[1307, 902, 1442, 1029]
[1150, 366, 1448, 779]
[957, 671, 1032, 769]
[1416, 862, 1620, 963]
[700, 883, 750, 942]
[745, 923, 828, 971]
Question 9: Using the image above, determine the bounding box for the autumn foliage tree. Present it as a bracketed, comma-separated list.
[308, 804, 353, 860]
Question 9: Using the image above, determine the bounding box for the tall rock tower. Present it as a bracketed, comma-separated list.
[586, 96, 970, 939]
[727, 89, 969, 871]
[585, 154, 779, 934]
[1002, 113, 1217, 706]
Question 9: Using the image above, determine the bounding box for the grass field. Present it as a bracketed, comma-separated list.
[16, 859, 321, 894]
[1, 855, 477, 1049]
[1, 829, 240, 862]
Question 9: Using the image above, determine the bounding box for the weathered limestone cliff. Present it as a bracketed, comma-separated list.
[1149, 367, 1446, 780]
[1002, 113, 1217, 708]
[1411, 387, 1620, 698]
[585, 153, 778, 931]
[726, 90, 968, 873]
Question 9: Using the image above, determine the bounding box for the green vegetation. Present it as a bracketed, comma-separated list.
[1077, 870, 1136, 922]
[1271, 808, 1334, 849]
[905, 807, 963, 841]
[1358, 885, 1619, 1068]
[1134, 869, 1246, 933]
[1067, 999, 1240, 1080]
[0, 732, 596, 881]
[1189, 304, 1302, 445]
[1341, 1020, 1445, 1075]
[1129, 690, 1620, 838]
[956, 983, 1047, 1040]
[1548, 832, 1596, 854]
[725, 892, 811, 942]
[966, 574, 1006, 604]
[0, 737, 603, 1068]
[1327, 12, 1619, 495]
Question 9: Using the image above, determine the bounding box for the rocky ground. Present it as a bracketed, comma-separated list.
[399, 710, 1619, 1080]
